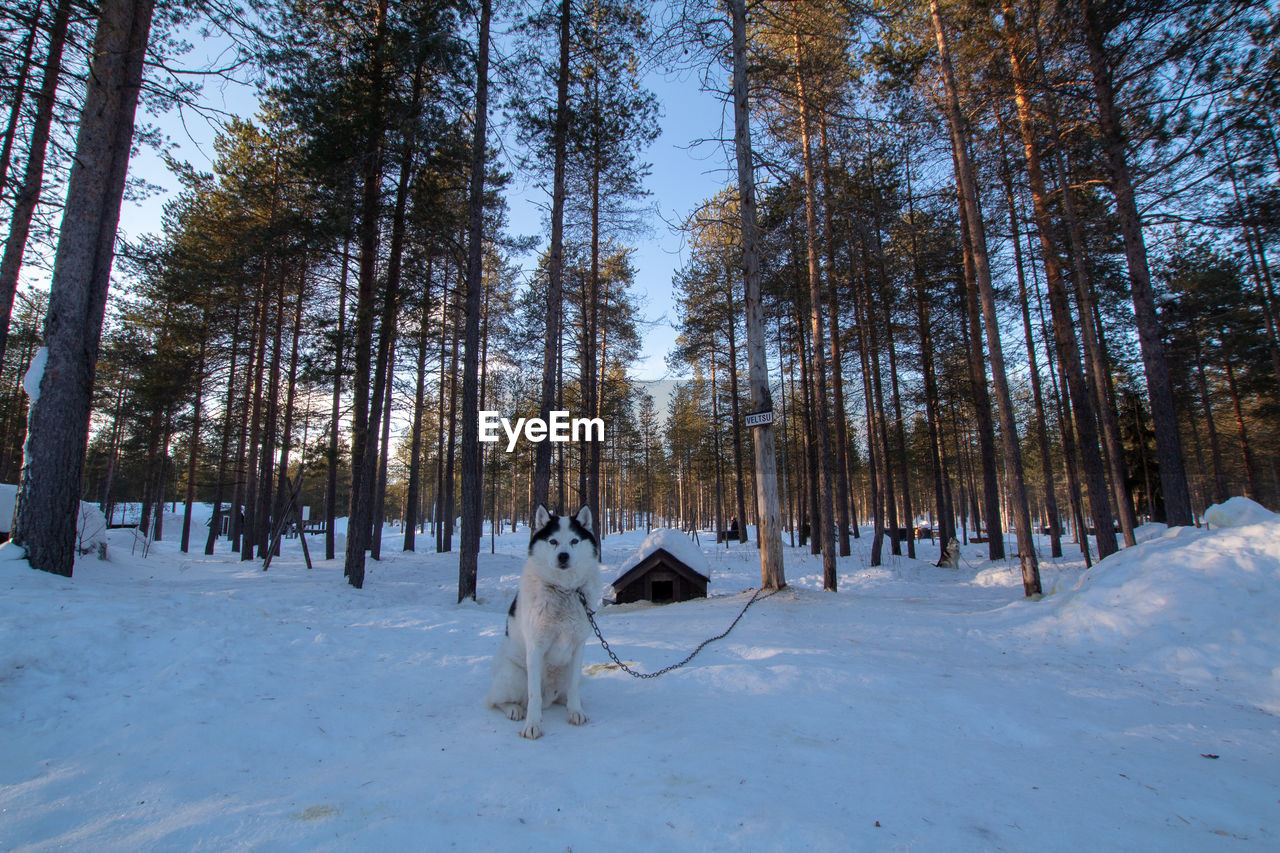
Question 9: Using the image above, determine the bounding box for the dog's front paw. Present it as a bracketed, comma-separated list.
[519, 720, 543, 740]
[501, 703, 526, 721]
[567, 709, 588, 726]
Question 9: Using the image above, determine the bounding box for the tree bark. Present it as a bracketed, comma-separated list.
[458, 0, 490, 597]
[955, 190, 1001, 554]
[723, 273, 749, 544]
[1080, 0, 1192, 527]
[180, 332, 207, 553]
[936, 0, 1038, 592]
[371, 336, 395, 559]
[999, 136, 1061, 557]
[1004, 0, 1117, 560]
[727, 0, 784, 588]
[532, 0, 571, 513]
[1190, 331, 1227, 504]
[206, 298, 242, 554]
[0, 0, 72, 369]
[793, 36, 837, 590]
[819, 127, 852, 556]
[906, 160, 953, 558]
[0, 0, 43, 200]
[343, 0, 390, 588]
[404, 272, 432, 552]
[325, 237, 350, 561]
[13, 0, 157, 576]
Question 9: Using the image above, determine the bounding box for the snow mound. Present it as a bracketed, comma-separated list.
[1204, 496, 1277, 529]
[75, 501, 108, 556]
[617, 528, 710, 576]
[1029, 514, 1280, 714]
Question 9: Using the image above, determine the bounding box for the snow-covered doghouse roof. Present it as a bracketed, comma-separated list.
[619, 529, 710, 578]
[608, 529, 711, 603]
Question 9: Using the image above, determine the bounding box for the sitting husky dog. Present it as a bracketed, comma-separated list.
[936, 536, 961, 569]
[486, 505, 601, 739]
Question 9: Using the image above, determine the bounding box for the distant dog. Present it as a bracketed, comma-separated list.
[486, 505, 601, 739]
[937, 536, 961, 568]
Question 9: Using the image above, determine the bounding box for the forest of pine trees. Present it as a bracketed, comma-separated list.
[0, 0, 1276, 597]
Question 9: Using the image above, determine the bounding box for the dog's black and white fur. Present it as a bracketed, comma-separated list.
[485, 505, 601, 739]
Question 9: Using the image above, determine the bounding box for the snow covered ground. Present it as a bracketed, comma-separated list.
[2, 503, 1278, 851]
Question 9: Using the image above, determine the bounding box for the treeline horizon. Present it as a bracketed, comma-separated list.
[0, 0, 1275, 597]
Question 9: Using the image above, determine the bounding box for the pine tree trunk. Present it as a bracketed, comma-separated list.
[1190, 332, 1228, 503]
[0, 0, 71, 370]
[854, 270, 885, 566]
[532, 0, 571, 513]
[12, 0, 157, 576]
[818, 127, 852, 556]
[794, 36, 837, 589]
[1080, 0, 1192, 527]
[1004, 2, 1117, 560]
[728, 0, 785, 588]
[955, 200, 1001, 554]
[180, 333, 207, 553]
[343, 0, 390, 588]
[206, 298, 243, 554]
[1001, 142, 1062, 557]
[229, 294, 260, 553]
[906, 162, 953, 558]
[795, 306, 819, 556]
[443, 293, 461, 551]
[253, 276, 286, 558]
[404, 273, 432, 552]
[270, 278, 305, 558]
[1055, 148, 1137, 543]
[711, 348, 726, 544]
[937, 0, 1039, 590]
[1222, 351, 1258, 498]
[0, 0, 43, 199]
[371, 337, 395, 559]
[458, 0, 489, 597]
[435, 295, 449, 551]
[723, 274, 749, 544]
[1027, 220, 1091, 561]
[325, 237, 350, 561]
[868, 292, 898, 553]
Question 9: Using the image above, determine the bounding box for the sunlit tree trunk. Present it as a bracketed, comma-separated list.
[1079, 0, 1192, 527]
[533, 0, 571, 513]
[13, 0, 157, 576]
[934, 0, 1038, 593]
[1003, 0, 1117, 561]
[459, 0, 491, 600]
[727, 0, 785, 588]
[0, 0, 71, 369]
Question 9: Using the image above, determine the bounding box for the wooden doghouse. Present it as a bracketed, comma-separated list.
[611, 546, 709, 605]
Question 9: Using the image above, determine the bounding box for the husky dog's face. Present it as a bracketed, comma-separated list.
[528, 505, 599, 586]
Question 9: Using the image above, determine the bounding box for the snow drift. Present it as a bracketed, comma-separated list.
[1028, 499, 1280, 715]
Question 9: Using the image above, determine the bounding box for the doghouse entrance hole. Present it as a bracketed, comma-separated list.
[651, 580, 674, 602]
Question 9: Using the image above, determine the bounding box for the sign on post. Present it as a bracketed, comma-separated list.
[744, 409, 774, 428]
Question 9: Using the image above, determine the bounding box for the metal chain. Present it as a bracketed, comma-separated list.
[577, 586, 780, 679]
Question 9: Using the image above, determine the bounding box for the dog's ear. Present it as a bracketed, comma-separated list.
[574, 505, 593, 533]
[534, 505, 552, 530]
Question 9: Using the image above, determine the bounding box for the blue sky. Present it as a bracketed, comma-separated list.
[120, 34, 733, 382]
